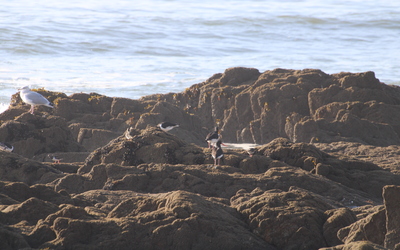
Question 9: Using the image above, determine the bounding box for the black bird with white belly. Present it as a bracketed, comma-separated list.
[158, 122, 179, 132]
[205, 126, 220, 148]
[211, 140, 224, 166]
[0, 142, 14, 152]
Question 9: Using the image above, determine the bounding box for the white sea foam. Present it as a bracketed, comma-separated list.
[0, 103, 9, 114]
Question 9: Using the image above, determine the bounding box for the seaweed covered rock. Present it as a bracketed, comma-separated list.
[1, 68, 400, 250]
[258, 138, 400, 199]
[0, 151, 63, 185]
[82, 126, 206, 172]
[231, 187, 335, 249]
[383, 185, 400, 250]
[0, 113, 84, 158]
[35, 190, 276, 250]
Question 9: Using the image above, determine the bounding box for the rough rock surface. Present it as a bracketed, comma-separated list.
[1, 68, 400, 249]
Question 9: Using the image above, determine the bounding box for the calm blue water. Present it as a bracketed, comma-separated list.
[1, 0, 400, 113]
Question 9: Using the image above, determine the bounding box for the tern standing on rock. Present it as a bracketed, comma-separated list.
[158, 122, 179, 132]
[19, 86, 54, 114]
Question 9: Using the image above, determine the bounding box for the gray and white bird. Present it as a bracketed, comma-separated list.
[0, 142, 14, 152]
[48, 154, 62, 164]
[19, 86, 54, 114]
[158, 122, 179, 132]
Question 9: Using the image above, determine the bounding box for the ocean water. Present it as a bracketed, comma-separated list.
[1, 0, 400, 113]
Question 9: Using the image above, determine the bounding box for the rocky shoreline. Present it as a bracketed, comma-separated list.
[0, 67, 399, 249]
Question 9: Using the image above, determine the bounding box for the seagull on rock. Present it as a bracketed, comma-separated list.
[205, 126, 221, 148]
[19, 86, 54, 114]
[0, 142, 14, 152]
[158, 122, 179, 132]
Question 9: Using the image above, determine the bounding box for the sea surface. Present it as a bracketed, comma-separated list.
[1, 0, 400, 113]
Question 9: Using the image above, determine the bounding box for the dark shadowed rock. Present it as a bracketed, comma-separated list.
[323, 207, 358, 246]
[320, 241, 389, 250]
[337, 206, 386, 246]
[0, 225, 30, 250]
[0, 151, 64, 185]
[2, 197, 59, 224]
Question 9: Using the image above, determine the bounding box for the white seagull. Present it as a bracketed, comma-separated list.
[19, 86, 54, 114]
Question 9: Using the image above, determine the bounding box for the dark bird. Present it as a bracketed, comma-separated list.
[247, 148, 256, 157]
[19, 86, 54, 114]
[211, 140, 224, 166]
[158, 122, 179, 132]
[205, 126, 221, 148]
[0, 142, 14, 152]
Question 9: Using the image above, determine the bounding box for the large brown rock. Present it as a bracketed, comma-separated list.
[323, 208, 358, 246]
[37, 190, 276, 250]
[135, 101, 209, 145]
[320, 241, 389, 250]
[383, 185, 400, 250]
[337, 206, 386, 246]
[259, 138, 400, 199]
[231, 187, 334, 249]
[142, 68, 400, 146]
[0, 225, 30, 250]
[2, 68, 400, 250]
[1, 197, 59, 225]
[0, 151, 63, 185]
[82, 126, 206, 172]
[4, 68, 400, 156]
[0, 113, 84, 158]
